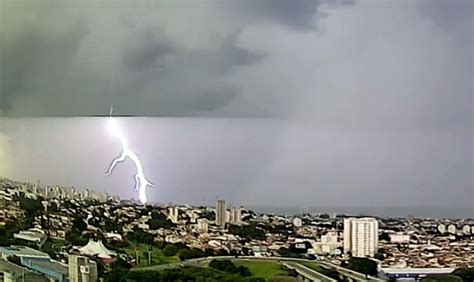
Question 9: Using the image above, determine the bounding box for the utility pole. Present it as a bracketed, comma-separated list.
[148, 246, 152, 264]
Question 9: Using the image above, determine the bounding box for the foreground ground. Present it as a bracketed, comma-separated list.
[234, 260, 292, 280]
[122, 242, 179, 267]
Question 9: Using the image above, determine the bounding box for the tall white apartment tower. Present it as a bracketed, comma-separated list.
[343, 217, 378, 257]
[230, 207, 242, 225]
[216, 200, 227, 228]
[168, 206, 179, 223]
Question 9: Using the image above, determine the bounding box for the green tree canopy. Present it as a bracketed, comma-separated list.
[421, 275, 462, 282]
[347, 257, 378, 276]
[147, 218, 175, 230]
[162, 244, 179, 257]
[228, 224, 266, 241]
[453, 268, 474, 282]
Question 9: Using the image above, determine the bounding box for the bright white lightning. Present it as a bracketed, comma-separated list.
[105, 107, 153, 204]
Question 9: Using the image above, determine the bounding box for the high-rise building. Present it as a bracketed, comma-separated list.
[82, 190, 89, 200]
[197, 218, 208, 233]
[216, 200, 227, 228]
[448, 224, 456, 234]
[343, 217, 378, 257]
[230, 207, 242, 225]
[168, 207, 179, 223]
[438, 224, 446, 234]
[314, 229, 340, 254]
[226, 210, 231, 223]
[68, 255, 98, 282]
[293, 217, 303, 227]
[321, 230, 338, 244]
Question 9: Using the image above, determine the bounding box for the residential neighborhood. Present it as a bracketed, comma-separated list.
[0, 177, 472, 281]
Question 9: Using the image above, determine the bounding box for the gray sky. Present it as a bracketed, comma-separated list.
[0, 0, 472, 208]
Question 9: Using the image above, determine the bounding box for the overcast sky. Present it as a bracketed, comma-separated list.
[0, 0, 472, 208]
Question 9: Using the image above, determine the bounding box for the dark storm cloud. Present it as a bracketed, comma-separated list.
[122, 32, 176, 73]
[232, 0, 322, 30]
[0, 0, 273, 117]
[229, 0, 355, 30]
[116, 31, 266, 116]
[0, 22, 86, 113]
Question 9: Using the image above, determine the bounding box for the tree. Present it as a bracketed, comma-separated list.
[453, 268, 474, 282]
[374, 249, 386, 260]
[278, 247, 303, 258]
[103, 218, 117, 232]
[41, 240, 58, 259]
[104, 269, 128, 282]
[48, 202, 59, 212]
[19, 194, 43, 216]
[72, 217, 87, 232]
[319, 213, 330, 219]
[162, 244, 179, 256]
[178, 249, 191, 261]
[379, 232, 391, 241]
[18, 194, 44, 229]
[178, 248, 206, 261]
[209, 259, 240, 274]
[216, 249, 229, 256]
[421, 275, 462, 282]
[66, 231, 89, 246]
[127, 230, 154, 244]
[150, 210, 167, 220]
[347, 257, 378, 276]
[228, 224, 266, 241]
[147, 218, 174, 230]
[200, 210, 215, 221]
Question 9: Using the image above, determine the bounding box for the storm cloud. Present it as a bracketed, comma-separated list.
[0, 0, 471, 124]
[0, 0, 472, 210]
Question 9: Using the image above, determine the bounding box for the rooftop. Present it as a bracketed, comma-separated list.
[380, 267, 456, 275]
[0, 246, 50, 258]
[32, 260, 69, 275]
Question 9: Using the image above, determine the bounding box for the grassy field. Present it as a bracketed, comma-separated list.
[122, 243, 179, 267]
[299, 261, 325, 272]
[299, 261, 341, 280]
[235, 260, 290, 280]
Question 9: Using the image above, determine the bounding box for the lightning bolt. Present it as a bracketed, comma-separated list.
[105, 105, 153, 204]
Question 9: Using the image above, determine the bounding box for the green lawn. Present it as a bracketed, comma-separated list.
[122, 243, 179, 267]
[235, 260, 289, 280]
[299, 261, 324, 272]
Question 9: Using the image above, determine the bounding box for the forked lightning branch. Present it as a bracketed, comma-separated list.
[105, 106, 153, 204]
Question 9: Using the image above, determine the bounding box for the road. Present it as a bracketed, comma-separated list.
[283, 261, 337, 282]
[319, 261, 384, 281]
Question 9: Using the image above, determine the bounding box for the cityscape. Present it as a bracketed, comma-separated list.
[1, 0, 472, 281]
[0, 177, 472, 281]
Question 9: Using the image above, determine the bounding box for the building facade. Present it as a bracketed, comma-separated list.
[168, 206, 179, 224]
[197, 218, 208, 233]
[230, 207, 242, 225]
[216, 200, 226, 228]
[343, 217, 378, 257]
[68, 255, 98, 282]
